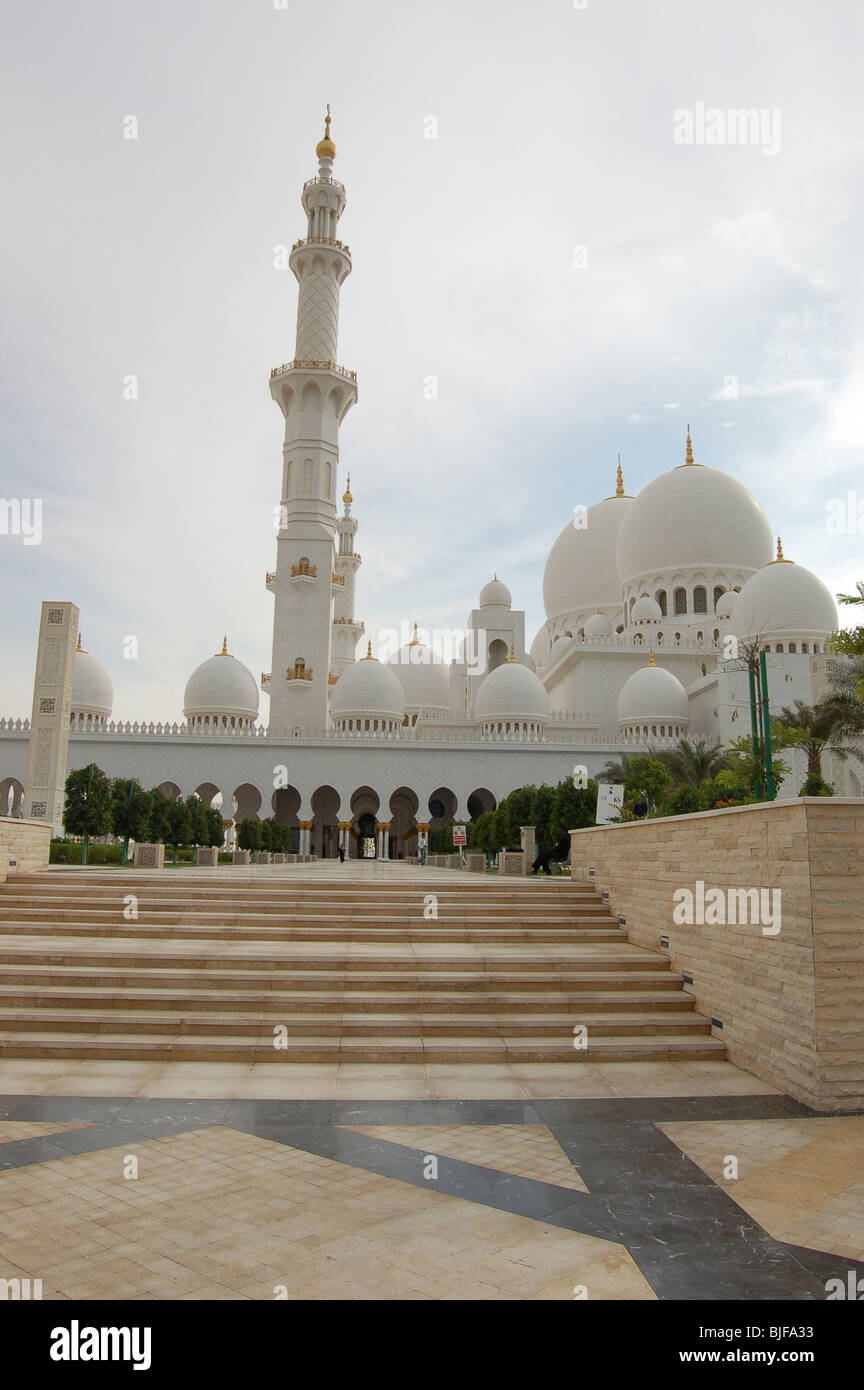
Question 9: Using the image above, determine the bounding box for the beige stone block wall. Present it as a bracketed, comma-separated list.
[0, 817, 52, 883]
[570, 798, 864, 1112]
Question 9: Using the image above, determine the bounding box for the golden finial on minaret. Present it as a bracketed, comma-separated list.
[76, 632, 83, 652]
[342, 473, 352, 506]
[685, 426, 694, 465]
[316, 104, 336, 160]
[616, 455, 625, 497]
[648, 648, 656, 666]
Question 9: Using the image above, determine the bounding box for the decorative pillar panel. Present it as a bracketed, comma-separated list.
[23, 601, 79, 835]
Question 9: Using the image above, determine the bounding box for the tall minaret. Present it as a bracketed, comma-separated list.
[266, 109, 357, 736]
[330, 475, 364, 680]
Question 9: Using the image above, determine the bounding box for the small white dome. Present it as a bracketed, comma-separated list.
[734, 549, 837, 641]
[71, 645, 113, 718]
[585, 611, 613, 637]
[479, 576, 512, 610]
[475, 659, 549, 721]
[330, 651, 405, 719]
[715, 589, 739, 621]
[386, 628, 450, 711]
[631, 593, 663, 624]
[184, 643, 259, 721]
[617, 659, 689, 725]
[544, 489, 633, 621]
[616, 455, 773, 589]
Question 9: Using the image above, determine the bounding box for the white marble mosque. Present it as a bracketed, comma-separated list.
[0, 116, 855, 856]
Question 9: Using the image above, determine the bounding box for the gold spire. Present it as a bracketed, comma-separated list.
[685, 426, 694, 465]
[76, 632, 83, 652]
[616, 455, 625, 496]
[408, 622, 421, 646]
[509, 643, 517, 662]
[342, 473, 352, 505]
[770, 536, 793, 563]
[362, 640, 375, 660]
[316, 104, 336, 160]
[648, 648, 656, 666]
[220, 636, 228, 655]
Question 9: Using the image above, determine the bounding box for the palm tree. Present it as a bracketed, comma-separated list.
[774, 697, 864, 790]
[657, 738, 731, 788]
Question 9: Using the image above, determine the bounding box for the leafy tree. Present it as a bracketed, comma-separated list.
[257, 818, 273, 854]
[64, 764, 112, 865]
[167, 796, 193, 864]
[110, 778, 153, 866]
[622, 756, 672, 813]
[206, 807, 226, 848]
[657, 738, 731, 788]
[236, 817, 260, 851]
[552, 777, 597, 832]
[148, 787, 174, 845]
[186, 796, 210, 853]
[498, 786, 536, 848]
[270, 819, 290, 853]
[530, 785, 557, 846]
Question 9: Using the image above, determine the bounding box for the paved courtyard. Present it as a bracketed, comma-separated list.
[1, 864, 861, 1301]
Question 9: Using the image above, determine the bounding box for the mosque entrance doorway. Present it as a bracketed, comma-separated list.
[357, 812, 377, 858]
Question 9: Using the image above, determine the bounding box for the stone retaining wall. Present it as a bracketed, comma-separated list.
[0, 817, 52, 882]
[570, 798, 864, 1111]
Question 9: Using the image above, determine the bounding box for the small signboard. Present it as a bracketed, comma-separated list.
[452, 825, 467, 846]
[596, 783, 624, 825]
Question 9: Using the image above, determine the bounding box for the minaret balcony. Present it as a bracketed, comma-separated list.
[290, 561, 317, 585]
[260, 673, 271, 688]
[286, 665, 314, 683]
[303, 176, 345, 194]
[270, 358, 357, 384]
[265, 571, 276, 593]
[331, 572, 345, 588]
[291, 236, 351, 255]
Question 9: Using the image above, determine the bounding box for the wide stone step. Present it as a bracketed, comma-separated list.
[0, 1031, 726, 1064]
[0, 919, 625, 944]
[0, 985, 696, 1014]
[0, 1009, 714, 1038]
[0, 963, 682, 992]
[0, 945, 664, 974]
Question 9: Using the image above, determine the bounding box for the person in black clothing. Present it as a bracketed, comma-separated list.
[531, 825, 570, 875]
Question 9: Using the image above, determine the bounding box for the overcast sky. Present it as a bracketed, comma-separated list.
[1, 0, 862, 721]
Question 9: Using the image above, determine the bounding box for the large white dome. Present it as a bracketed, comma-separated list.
[71, 643, 113, 718]
[544, 489, 633, 621]
[617, 660, 689, 724]
[475, 659, 549, 721]
[386, 627, 450, 711]
[616, 457, 773, 590]
[330, 650, 405, 720]
[184, 642, 259, 721]
[733, 548, 837, 641]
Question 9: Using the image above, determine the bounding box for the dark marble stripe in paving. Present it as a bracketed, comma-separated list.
[546, 1118, 828, 1300]
[255, 1121, 616, 1240]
